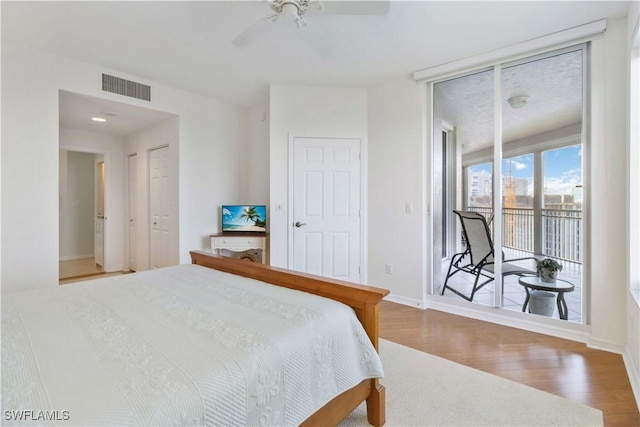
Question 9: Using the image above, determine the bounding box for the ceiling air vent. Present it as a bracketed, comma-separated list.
[102, 74, 151, 101]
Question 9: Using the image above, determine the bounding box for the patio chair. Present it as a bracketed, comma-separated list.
[441, 210, 537, 302]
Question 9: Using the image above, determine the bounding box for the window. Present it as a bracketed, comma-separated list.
[467, 163, 493, 209]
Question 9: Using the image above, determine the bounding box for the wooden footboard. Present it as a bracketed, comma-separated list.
[190, 250, 388, 426]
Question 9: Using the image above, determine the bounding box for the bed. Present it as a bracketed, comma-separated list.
[1, 251, 388, 426]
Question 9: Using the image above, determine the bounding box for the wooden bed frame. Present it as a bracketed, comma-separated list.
[190, 250, 389, 426]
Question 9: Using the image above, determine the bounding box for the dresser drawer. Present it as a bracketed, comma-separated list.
[210, 234, 268, 264]
[212, 237, 263, 247]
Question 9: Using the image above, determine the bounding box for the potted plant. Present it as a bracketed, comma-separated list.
[536, 258, 563, 283]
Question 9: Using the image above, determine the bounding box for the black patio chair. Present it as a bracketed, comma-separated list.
[441, 210, 537, 302]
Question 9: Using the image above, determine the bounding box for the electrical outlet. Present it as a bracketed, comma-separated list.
[385, 264, 393, 274]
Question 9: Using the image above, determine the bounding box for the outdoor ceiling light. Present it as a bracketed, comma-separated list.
[507, 95, 529, 109]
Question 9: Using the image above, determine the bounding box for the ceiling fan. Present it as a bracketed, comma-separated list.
[231, 0, 390, 47]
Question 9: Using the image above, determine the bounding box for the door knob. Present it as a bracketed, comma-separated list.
[294, 221, 307, 228]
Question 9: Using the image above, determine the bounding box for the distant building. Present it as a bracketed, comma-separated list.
[469, 170, 492, 196]
[468, 170, 532, 208]
[468, 170, 581, 210]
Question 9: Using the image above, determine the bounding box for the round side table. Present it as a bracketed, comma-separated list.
[517, 275, 575, 320]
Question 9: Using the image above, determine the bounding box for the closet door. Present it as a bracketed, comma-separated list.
[149, 146, 170, 269]
[95, 160, 105, 268]
[128, 154, 137, 271]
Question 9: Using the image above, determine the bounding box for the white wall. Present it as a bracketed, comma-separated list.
[59, 127, 126, 272]
[59, 150, 95, 260]
[177, 93, 247, 252]
[247, 103, 270, 207]
[368, 78, 427, 305]
[625, 1, 640, 409]
[269, 85, 368, 269]
[125, 117, 179, 271]
[1, 41, 246, 291]
[588, 17, 628, 350]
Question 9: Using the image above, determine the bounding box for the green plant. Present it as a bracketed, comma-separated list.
[536, 258, 563, 274]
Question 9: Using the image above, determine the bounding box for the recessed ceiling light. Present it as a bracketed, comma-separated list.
[91, 117, 107, 122]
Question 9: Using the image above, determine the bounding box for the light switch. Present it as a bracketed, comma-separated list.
[405, 203, 413, 214]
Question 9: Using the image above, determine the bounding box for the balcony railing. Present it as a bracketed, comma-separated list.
[467, 207, 582, 263]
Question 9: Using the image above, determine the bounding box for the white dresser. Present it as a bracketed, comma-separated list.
[210, 233, 268, 264]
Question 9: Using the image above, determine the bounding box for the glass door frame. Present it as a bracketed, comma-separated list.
[426, 43, 589, 320]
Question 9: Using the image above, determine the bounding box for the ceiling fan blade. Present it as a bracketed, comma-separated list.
[264, 13, 280, 23]
[231, 16, 275, 46]
[296, 18, 307, 29]
[263, 0, 278, 7]
[307, 1, 325, 14]
[321, 0, 390, 16]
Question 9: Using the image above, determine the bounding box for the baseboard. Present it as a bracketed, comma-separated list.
[385, 293, 427, 309]
[622, 347, 640, 412]
[587, 336, 627, 354]
[59, 254, 94, 261]
[426, 295, 593, 344]
[105, 265, 126, 273]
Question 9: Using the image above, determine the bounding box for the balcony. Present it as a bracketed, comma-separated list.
[468, 207, 582, 263]
[441, 207, 583, 323]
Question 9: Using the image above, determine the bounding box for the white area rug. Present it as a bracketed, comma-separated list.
[341, 339, 603, 426]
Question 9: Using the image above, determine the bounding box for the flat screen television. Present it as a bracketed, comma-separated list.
[221, 205, 267, 233]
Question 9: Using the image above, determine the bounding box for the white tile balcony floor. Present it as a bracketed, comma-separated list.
[438, 250, 583, 323]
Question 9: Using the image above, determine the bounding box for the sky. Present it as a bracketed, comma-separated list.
[469, 144, 582, 199]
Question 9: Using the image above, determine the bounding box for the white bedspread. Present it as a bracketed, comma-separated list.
[1, 264, 383, 426]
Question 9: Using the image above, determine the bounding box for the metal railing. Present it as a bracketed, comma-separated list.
[466, 207, 582, 263]
[542, 209, 582, 262]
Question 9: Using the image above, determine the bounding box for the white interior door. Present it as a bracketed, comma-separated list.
[292, 137, 361, 283]
[94, 219, 104, 268]
[128, 154, 137, 271]
[149, 146, 170, 269]
[94, 160, 105, 268]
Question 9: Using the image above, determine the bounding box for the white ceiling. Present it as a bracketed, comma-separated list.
[2, 1, 630, 109]
[59, 90, 177, 136]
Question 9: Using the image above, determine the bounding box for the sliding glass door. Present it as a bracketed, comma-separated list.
[432, 45, 586, 323]
[432, 68, 494, 307]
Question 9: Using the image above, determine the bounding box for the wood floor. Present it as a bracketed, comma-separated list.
[59, 257, 103, 279]
[379, 300, 639, 427]
[59, 258, 130, 284]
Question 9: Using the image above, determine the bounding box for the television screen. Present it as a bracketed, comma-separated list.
[221, 205, 267, 233]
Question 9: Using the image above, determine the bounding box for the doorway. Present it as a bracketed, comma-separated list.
[58, 90, 178, 281]
[59, 149, 105, 280]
